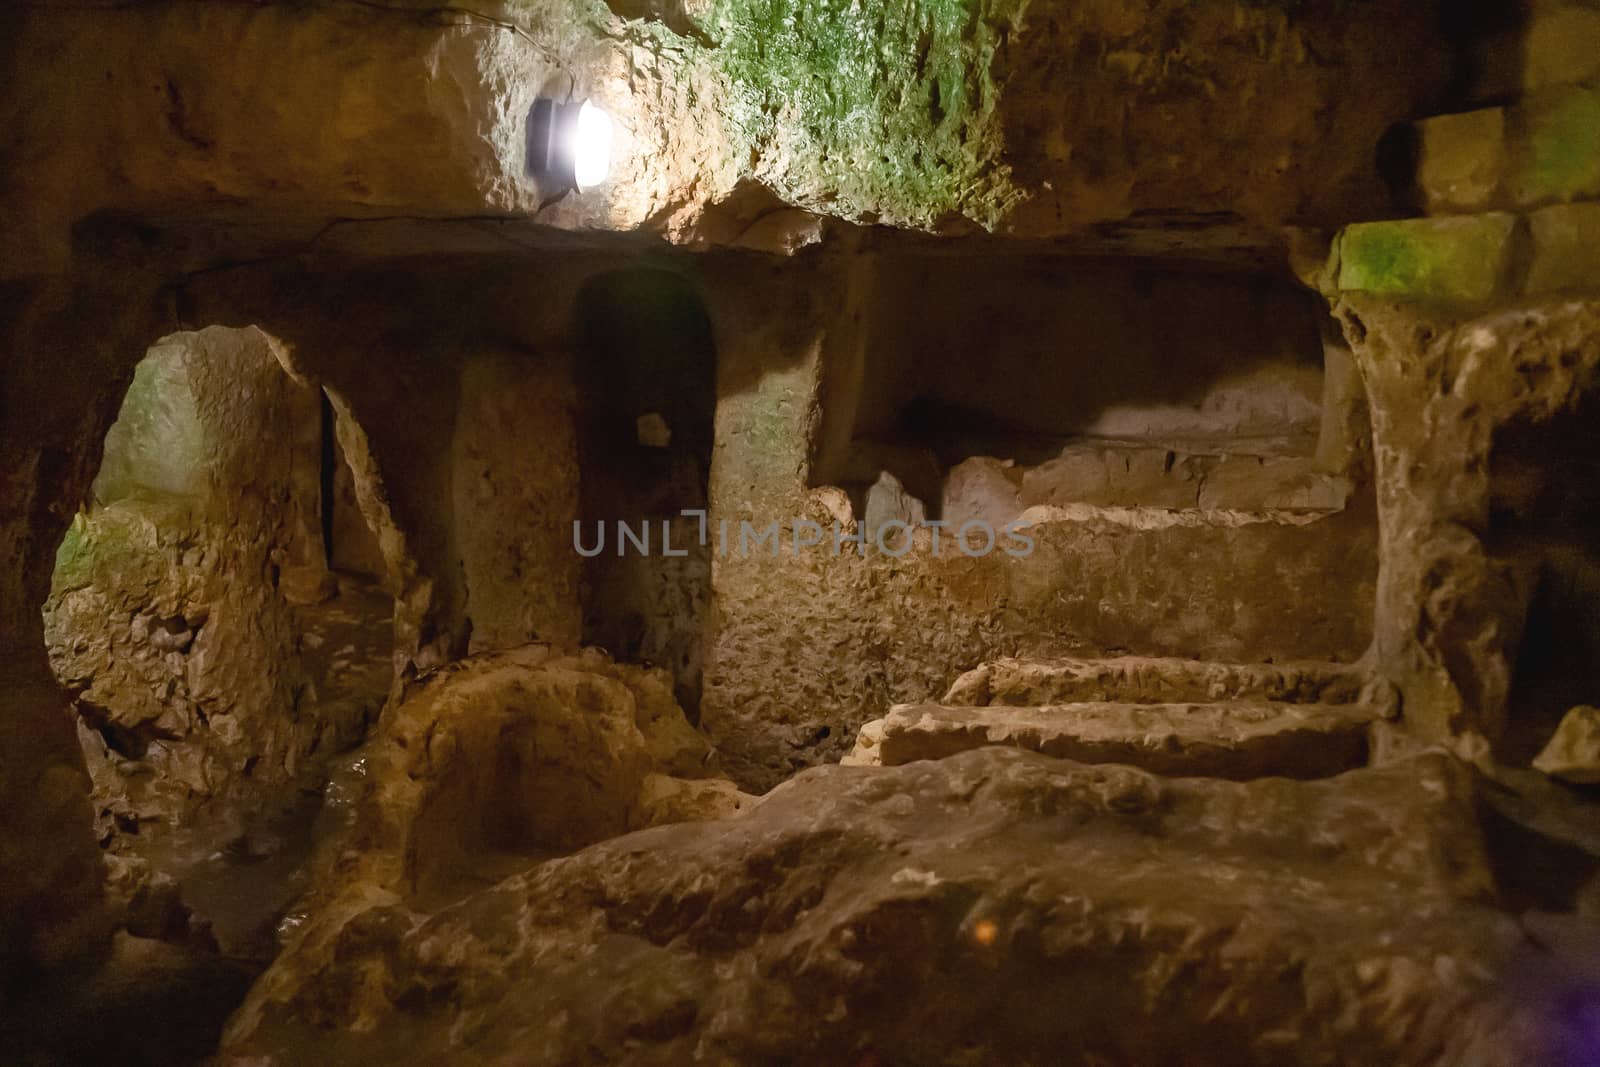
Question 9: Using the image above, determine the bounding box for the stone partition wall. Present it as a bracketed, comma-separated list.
[42, 328, 333, 840]
[697, 254, 1379, 791]
[454, 350, 583, 654]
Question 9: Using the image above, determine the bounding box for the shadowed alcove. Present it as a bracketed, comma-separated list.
[573, 268, 717, 719]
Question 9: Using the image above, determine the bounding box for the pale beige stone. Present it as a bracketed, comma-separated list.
[634, 773, 759, 826]
[1525, 202, 1600, 295]
[862, 470, 926, 543]
[454, 353, 582, 654]
[944, 655, 1369, 707]
[635, 412, 673, 449]
[1523, 4, 1600, 91]
[941, 456, 1022, 529]
[1196, 455, 1351, 511]
[1534, 705, 1600, 784]
[1415, 109, 1506, 213]
[847, 700, 1376, 780]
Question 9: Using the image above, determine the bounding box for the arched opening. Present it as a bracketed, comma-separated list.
[38, 327, 395, 988]
[573, 270, 718, 720]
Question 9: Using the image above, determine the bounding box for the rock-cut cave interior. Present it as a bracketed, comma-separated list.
[6, 1, 1600, 1064]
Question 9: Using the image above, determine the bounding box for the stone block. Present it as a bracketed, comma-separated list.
[1523, 4, 1600, 91]
[1020, 444, 1203, 511]
[1533, 704, 1600, 784]
[844, 700, 1375, 780]
[1415, 108, 1506, 213]
[1509, 87, 1600, 206]
[1197, 455, 1350, 512]
[942, 655, 1369, 707]
[942, 456, 1022, 530]
[862, 470, 927, 544]
[1525, 202, 1600, 294]
[1337, 214, 1518, 304]
[1021, 449, 1112, 506]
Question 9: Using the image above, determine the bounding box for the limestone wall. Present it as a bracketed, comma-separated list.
[454, 351, 583, 653]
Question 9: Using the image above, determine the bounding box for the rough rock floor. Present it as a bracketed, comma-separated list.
[220, 741, 1600, 1066]
[1, 575, 394, 1066]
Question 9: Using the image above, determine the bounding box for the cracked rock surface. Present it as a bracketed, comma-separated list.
[218, 747, 1597, 1065]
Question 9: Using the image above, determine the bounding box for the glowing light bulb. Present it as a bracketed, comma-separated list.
[572, 101, 613, 191]
[527, 97, 616, 194]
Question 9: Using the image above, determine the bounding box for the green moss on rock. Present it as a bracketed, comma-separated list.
[1337, 214, 1516, 304]
[695, 0, 1022, 228]
[1512, 87, 1600, 206]
[50, 516, 93, 592]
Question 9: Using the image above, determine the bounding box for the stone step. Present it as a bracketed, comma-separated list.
[844, 701, 1378, 781]
[944, 656, 1368, 709]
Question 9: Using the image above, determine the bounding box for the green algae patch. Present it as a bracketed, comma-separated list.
[695, 0, 1023, 229]
[1337, 215, 1517, 305]
[50, 515, 95, 594]
[1512, 88, 1600, 206]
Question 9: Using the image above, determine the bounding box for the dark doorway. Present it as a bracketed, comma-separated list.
[573, 269, 717, 719]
